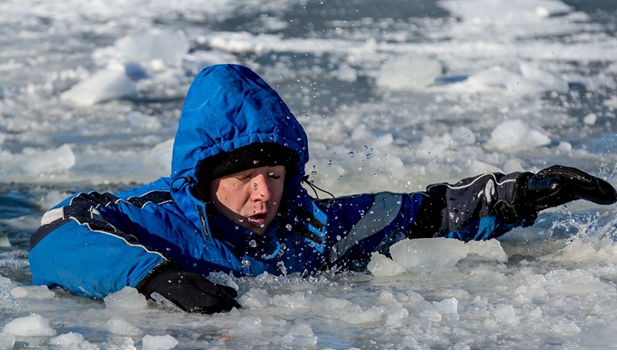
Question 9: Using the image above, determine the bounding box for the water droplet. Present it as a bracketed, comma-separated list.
[249, 239, 257, 248]
[242, 259, 250, 268]
[286, 224, 293, 231]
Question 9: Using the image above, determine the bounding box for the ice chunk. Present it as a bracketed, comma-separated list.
[142, 334, 179, 350]
[339, 306, 384, 325]
[49, 332, 97, 350]
[433, 297, 458, 315]
[238, 288, 271, 308]
[10, 285, 55, 299]
[519, 62, 569, 93]
[321, 297, 351, 312]
[281, 323, 318, 348]
[270, 292, 312, 310]
[115, 30, 189, 65]
[3, 314, 56, 337]
[488, 119, 551, 151]
[551, 322, 581, 336]
[583, 113, 597, 125]
[104, 286, 148, 310]
[390, 238, 469, 273]
[367, 252, 407, 277]
[493, 304, 519, 325]
[107, 316, 143, 336]
[0, 233, 10, 248]
[419, 310, 442, 322]
[466, 238, 508, 262]
[20, 144, 75, 175]
[148, 138, 174, 171]
[383, 303, 409, 326]
[60, 70, 136, 106]
[376, 55, 442, 91]
[0, 332, 15, 349]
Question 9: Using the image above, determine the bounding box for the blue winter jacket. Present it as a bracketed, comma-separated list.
[29, 64, 529, 300]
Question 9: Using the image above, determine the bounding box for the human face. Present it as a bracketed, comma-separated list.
[209, 165, 286, 236]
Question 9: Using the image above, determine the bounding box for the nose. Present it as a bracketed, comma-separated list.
[250, 174, 272, 202]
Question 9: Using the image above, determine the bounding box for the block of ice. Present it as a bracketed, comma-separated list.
[142, 334, 178, 350]
[321, 297, 351, 312]
[383, 303, 409, 326]
[115, 30, 189, 65]
[49, 332, 86, 349]
[107, 316, 143, 336]
[376, 55, 442, 91]
[551, 322, 581, 336]
[20, 144, 75, 175]
[367, 252, 407, 277]
[519, 62, 569, 93]
[10, 285, 55, 299]
[104, 286, 148, 310]
[271, 292, 312, 310]
[281, 323, 318, 348]
[466, 238, 508, 262]
[0, 332, 15, 350]
[339, 306, 384, 325]
[148, 138, 174, 171]
[493, 304, 520, 326]
[419, 310, 442, 322]
[238, 288, 271, 309]
[390, 238, 469, 273]
[3, 314, 56, 337]
[60, 69, 136, 106]
[432, 297, 458, 314]
[0, 233, 10, 247]
[489, 119, 551, 151]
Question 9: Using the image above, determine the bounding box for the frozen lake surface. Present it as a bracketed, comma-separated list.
[2, 0, 617, 349]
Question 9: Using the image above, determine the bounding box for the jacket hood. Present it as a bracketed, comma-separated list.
[171, 64, 309, 185]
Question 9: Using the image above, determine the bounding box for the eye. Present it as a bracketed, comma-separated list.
[267, 172, 281, 179]
[235, 173, 252, 181]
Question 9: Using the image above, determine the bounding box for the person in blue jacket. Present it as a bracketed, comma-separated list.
[29, 64, 617, 314]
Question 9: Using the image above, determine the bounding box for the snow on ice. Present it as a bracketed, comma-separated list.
[2, 0, 617, 349]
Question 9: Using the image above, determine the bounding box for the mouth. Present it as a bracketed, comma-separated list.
[246, 213, 267, 227]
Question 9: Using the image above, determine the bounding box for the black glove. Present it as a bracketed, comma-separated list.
[140, 269, 241, 314]
[513, 165, 617, 220]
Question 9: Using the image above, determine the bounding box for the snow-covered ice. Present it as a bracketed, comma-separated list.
[2, 0, 617, 349]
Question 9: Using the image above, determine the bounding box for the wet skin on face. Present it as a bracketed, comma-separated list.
[209, 165, 286, 235]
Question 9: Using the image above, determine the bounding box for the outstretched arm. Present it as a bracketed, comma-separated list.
[409, 165, 617, 241]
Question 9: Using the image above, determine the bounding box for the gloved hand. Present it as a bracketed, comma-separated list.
[140, 269, 241, 314]
[513, 165, 617, 220]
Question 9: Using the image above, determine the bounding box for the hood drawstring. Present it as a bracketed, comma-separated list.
[171, 176, 196, 193]
[301, 175, 336, 207]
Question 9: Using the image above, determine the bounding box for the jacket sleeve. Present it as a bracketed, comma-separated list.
[318, 171, 531, 270]
[29, 192, 170, 300]
[408, 171, 534, 241]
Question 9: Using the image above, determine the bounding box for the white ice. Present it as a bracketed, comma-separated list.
[2, 0, 617, 349]
[10, 285, 55, 299]
[2, 314, 56, 337]
[103, 286, 148, 310]
[369, 238, 508, 276]
[107, 316, 144, 336]
[488, 119, 551, 151]
[142, 335, 179, 350]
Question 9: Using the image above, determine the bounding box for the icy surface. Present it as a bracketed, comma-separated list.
[2, 0, 617, 349]
[142, 334, 179, 350]
[103, 286, 148, 310]
[3, 315, 56, 337]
